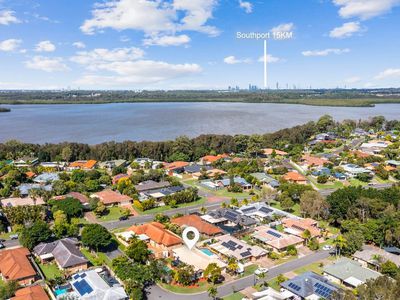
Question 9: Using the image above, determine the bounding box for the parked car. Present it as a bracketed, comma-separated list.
[255, 268, 269, 276]
[119, 215, 128, 221]
[0, 243, 5, 249]
[323, 245, 332, 251]
[10, 234, 19, 240]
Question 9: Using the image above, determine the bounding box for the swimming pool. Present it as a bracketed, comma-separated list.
[54, 288, 68, 296]
[200, 248, 214, 256]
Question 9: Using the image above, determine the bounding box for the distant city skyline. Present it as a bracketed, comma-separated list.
[0, 0, 399, 90]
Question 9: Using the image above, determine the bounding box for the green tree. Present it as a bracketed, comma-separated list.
[0, 280, 19, 299]
[173, 264, 195, 286]
[94, 201, 108, 216]
[333, 234, 347, 257]
[50, 197, 83, 219]
[81, 224, 113, 251]
[380, 261, 399, 278]
[53, 210, 69, 238]
[126, 237, 151, 264]
[20, 220, 52, 249]
[207, 285, 218, 300]
[204, 263, 222, 284]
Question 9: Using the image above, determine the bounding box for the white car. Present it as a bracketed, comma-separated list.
[323, 245, 332, 251]
[255, 268, 269, 276]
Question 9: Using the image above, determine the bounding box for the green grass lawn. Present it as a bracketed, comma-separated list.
[223, 292, 245, 300]
[349, 179, 368, 187]
[81, 248, 112, 267]
[293, 262, 324, 275]
[137, 197, 206, 215]
[266, 277, 283, 291]
[242, 264, 258, 277]
[97, 206, 124, 222]
[271, 201, 301, 216]
[38, 262, 63, 280]
[159, 280, 212, 294]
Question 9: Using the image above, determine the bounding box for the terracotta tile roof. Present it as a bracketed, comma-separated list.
[164, 161, 189, 170]
[262, 148, 288, 156]
[0, 247, 36, 281]
[301, 155, 327, 167]
[25, 171, 36, 179]
[69, 160, 97, 169]
[352, 151, 371, 158]
[172, 215, 222, 236]
[92, 189, 132, 205]
[53, 192, 89, 204]
[282, 218, 321, 237]
[11, 285, 49, 300]
[127, 222, 181, 247]
[201, 154, 229, 163]
[283, 171, 306, 182]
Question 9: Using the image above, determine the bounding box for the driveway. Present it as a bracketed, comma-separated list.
[147, 250, 331, 300]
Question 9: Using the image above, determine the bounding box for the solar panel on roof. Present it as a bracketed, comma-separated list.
[267, 230, 282, 238]
[241, 207, 256, 213]
[259, 207, 273, 214]
[288, 282, 301, 292]
[240, 251, 251, 257]
[237, 245, 243, 249]
[80, 273, 86, 279]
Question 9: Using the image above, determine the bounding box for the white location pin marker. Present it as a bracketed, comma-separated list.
[182, 226, 200, 250]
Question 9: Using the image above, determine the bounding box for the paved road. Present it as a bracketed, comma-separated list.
[147, 250, 331, 300]
[103, 198, 232, 230]
[3, 239, 20, 248]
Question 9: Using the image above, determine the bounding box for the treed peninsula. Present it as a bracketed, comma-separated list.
[1, 88, 400, 107]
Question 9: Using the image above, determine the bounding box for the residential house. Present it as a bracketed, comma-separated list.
[282, 218, 321, 238]
[353, 244, 400, 269]
[33, 172, 59, 184]
[139, 185, 185, 202]
[171, 214, 223, 237]
[360, 141, 390, 155]
[250, 173, 280, 188]
[203, 208, 257, 228]
[164, 161, 189, 177]
[342, 164, 372, 177]
[281, 271, 340, 299]
[68, 160, 97, 170]
[199, 154, 229, 165]
[386, 160, 400, 169]
[33, 238, 88, 274]
[323, 257, 381, 288]
[12, 156, 39, 168]
[300, 155, 328, 170]
[1, 197, 45, 207]
[283, 172, 307, 185]
[251, 225, 304, 252]
[17, 183, 52, 197]
[11, 285, 50, 300]
[120, 222, 181, 257]
[98, 159, 127, 170]
[91, 190, 132, 207]
[67, 270, 128, 300]
[39, 161, 67, 170]
[53, 192, 89, 205]
[135, 180, 171, 193]
[261, 148, 288, 157]
[209, 234, 266, 262]
[200, 176, 252, 190]
[236, 202, 287, 221]
[0, 247, 37, 285]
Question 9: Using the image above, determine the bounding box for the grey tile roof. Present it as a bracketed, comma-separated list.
[281, 271, 339, 298]
[135, 180, 171, 192]
[34, 238, 88, 268]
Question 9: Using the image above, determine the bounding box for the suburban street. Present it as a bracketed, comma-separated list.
[147, 250, 331, 300]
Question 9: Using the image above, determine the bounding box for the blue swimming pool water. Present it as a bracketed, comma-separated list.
[200, 249, 214, 256]
[54, 288, 68, 296]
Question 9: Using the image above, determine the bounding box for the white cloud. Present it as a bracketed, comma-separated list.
[81, 0, 219, 38]
[0, 10, 20, 25]
[257, 54, 283, 63]
[72, 41, 86, 49]
[345, 76, 361, 83]
[143, 34, 191, 47]
[239, 0, 253, 13]
[71, 46, 202, 85]
[71, 47, 145, 65]
[333, 0, 400, 20]
[329, 22, 363, 38]
[25, 56, 69, 72]
[0, 39, 22, 52]
[271, 23, 294, 33]
[302, 48, 350, 56]
[35, 40, 56, 52]
[223, 56, 252, 64]
[375, 68, 400, 80]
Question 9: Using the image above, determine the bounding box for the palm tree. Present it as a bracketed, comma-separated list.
[207, 285, 218, 300]
[200, 206, 207, 215]
[333, 234, 347, 257]
[302, 229, 311, 246]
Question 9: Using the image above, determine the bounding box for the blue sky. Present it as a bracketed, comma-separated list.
[0, 0, 399, 90]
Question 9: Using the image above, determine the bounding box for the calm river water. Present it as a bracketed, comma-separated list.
[1, 102, 400, 144]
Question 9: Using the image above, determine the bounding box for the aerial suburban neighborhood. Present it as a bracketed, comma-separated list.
[0, 115, 399, 299]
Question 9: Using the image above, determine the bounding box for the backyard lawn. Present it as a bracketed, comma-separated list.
[38, 262, 63, 280]
[270, 201, 301, 216]
[349, 179, 368, 187]
[81, 248, 112, 267]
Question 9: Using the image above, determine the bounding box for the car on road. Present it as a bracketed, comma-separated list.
[254, 268, 269, 276]
[323, 245, 333, 251]
[10, 234, 19, 240]
[0, 243, 5, 249]
[119, 216, 128, 221]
